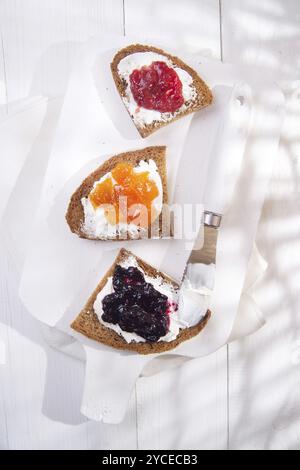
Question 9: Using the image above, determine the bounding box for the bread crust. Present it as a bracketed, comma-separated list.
[66, 146, 168, 240]
[111, 44, 213, 138]
[71, 248, 211, 355]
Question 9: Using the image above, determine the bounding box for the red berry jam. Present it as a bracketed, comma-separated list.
[102, 265, 177, 342]
[129, 61, 184, 113]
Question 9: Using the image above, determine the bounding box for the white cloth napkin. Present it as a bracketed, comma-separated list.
[0, 95, 268, 423]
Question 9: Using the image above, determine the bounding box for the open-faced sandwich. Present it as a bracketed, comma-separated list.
[71, 248, 211, 354]
[66, 146, 168, 240]
[111, 44, 213, 138]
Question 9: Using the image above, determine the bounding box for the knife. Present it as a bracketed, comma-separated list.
[203, 83, 252, 229]
[187, 82, 253, 272]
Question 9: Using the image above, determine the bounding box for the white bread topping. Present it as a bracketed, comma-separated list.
[81, 159, 163, 239]
[93, 255, 214, 344]
[178, 263, 215, 327]
[117, 51, 197, 128]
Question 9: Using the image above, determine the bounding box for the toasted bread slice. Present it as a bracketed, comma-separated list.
[111, 44, 213, 138]
[66, 146, 168, 240]
[71, 248, 211, 355]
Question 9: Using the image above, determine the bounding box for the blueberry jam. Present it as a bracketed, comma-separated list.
[101, 265, 174, 342]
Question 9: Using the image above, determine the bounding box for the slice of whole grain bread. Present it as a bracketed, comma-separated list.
[66, 146, 168, 240]
[111, 44, 213, 138]
[71, 248, 211, 355]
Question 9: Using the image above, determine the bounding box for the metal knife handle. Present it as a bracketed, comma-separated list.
[204, 210, 222, 229]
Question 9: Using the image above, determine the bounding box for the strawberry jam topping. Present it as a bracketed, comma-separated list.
[89, 162, 159, 228]
[102, 266, 177, 342]
[129, 61, 184, 113]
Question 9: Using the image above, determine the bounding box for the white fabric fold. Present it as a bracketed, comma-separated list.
[81, 345, 149, 423]
[0, 97, 47, 221]
[0, 97, 63, 272]
[229, 243, 267, 342]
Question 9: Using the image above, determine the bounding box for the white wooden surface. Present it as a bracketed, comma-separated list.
[222, 0, 300, 450]
[0, 0, 299, 450]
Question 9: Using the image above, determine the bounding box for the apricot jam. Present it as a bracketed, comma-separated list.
[89, 162, 159, 227]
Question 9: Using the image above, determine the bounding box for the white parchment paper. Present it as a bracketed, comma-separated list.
[0, 97, 47, 220]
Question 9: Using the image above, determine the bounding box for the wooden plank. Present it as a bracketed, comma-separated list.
[222, 0, 300, 450]
[0, 0, 124, 102]
[136, 350, 228, 450]
[0, 30, 7, 110]
[0, 24, 9, 450]
[125, 0, 221, 58]
[124, 0, 228, 450]
[221, 0, 300, 75]
[0, 0, 138, 450]
[0, 276, 9, 450]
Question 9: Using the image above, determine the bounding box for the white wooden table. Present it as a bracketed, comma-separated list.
[0, 0, 300, 450]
